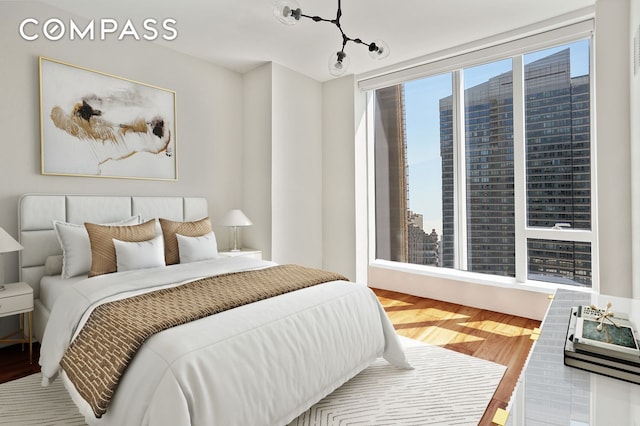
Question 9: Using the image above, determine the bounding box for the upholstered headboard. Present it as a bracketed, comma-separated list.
[18, 194, 208, 299]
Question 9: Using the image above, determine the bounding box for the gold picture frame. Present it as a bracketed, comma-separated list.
[39, 56, 177, 180]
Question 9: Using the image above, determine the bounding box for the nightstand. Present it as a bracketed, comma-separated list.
[218, 249, 262, 260]
[0, 282, 33, 363]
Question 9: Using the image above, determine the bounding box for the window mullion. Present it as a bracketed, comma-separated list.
[512, 55, 527, 283]
[453, 70, 468, 271]
[365, 91, 377, 270]
[588, 31, 599, 293]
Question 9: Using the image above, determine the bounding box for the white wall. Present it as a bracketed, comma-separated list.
[630, 0, 640, 298]
[0, 2, 245, 335]
[369, 265, 552, 320]
[0, 3, 246, 258]
[595, 0, 632, 297]
[243, 64, 359, 279]
[243, 63, 325, 269]
[243, 64, 273, 259]
[321, 76, 357, 280]
[271, 64, 323, 267]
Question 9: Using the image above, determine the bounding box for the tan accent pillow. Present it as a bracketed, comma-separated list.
[85, 219, 157, 277]
[159, 217, 212, 265]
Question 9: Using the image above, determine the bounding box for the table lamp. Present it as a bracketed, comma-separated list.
[218, 210, 253, 252]
[0, 227, 24, 289]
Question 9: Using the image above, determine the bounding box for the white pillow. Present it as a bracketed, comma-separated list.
[53, 215, 141, 278]
[113, 235, 166, 272]
[176, 231, 218, 264]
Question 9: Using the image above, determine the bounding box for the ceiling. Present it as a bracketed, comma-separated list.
[39, 0, 596, 82]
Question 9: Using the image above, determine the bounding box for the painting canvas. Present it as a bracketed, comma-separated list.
[39, 56, 177, 180]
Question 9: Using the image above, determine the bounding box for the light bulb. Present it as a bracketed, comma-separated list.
[273, 0, 301, 25]
[368, 40, 390, 60]
[328, 51, 350, 76]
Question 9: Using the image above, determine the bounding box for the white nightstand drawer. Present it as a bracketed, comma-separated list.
[0, 282, 34, 317]
[219, 249, 262, 260]
[0, 281, 34, 363]
[0, 293, 33, 316]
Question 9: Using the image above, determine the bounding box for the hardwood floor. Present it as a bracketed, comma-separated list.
[0, 342, 40, 384]
[0, 291, 540, 425]
[374, 288, 542, 426]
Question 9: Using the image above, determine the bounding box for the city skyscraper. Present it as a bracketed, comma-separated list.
[440, 48, 591, 285]
[374, 85, 408, 263]
[408, 212, 440, 266]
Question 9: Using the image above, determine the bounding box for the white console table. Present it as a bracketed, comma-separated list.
[507, 289, 640, 425]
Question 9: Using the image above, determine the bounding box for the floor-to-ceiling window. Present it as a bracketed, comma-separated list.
[368, 22, 595, 289]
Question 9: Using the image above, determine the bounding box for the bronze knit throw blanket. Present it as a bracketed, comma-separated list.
[60, 264, 347, 418]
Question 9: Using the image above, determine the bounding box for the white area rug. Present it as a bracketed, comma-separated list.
[289, 338, 506, 425]
[0, 339, 505, 426]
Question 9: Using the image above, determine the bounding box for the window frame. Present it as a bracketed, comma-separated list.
[362, 19, 599, 292]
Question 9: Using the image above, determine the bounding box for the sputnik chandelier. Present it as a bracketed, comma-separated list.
[273, 0, 390, 76]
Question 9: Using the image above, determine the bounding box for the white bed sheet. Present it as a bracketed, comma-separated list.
[40, 275, 87, 312]
[39, 257, 410, 426]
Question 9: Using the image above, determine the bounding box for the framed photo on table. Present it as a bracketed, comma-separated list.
[39, 56, 177, 180]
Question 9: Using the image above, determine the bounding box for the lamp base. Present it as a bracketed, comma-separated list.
[229, 226, 242, 253]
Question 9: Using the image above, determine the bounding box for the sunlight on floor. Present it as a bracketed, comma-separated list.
[391, 307, 470, 321]
[398, 326, 485, 345]
[376, 296, 413, 307]
[459, 320, 534, 337]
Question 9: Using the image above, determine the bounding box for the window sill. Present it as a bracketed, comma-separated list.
[369, 259, 593, 295]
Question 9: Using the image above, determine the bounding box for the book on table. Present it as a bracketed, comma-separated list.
[564, 305, 640, 384]
[573, 305, 640, 360]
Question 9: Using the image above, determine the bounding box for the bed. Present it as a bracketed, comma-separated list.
[18, 194, 410, 425]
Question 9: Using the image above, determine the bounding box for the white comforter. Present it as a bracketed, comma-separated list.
[39, 257, 411, 426]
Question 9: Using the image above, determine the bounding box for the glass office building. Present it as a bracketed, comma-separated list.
[439, 48, 591, 284]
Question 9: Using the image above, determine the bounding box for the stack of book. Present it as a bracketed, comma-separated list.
[564, 305, 640, 384]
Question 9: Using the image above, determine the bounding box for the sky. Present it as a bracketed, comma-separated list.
[402, 39, 589, 237]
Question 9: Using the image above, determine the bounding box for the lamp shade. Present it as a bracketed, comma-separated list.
[218, 210, 253, 227]
[0, 227, 23, 253]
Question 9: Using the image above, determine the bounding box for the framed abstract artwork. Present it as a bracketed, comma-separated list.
[39, 56, 177, 180]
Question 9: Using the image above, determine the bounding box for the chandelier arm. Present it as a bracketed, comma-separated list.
[339, 37, 347, 55]
[342, 35, 379, 54]
[345, 36, 374, 47]
[299, 13, 333, 24]
[298, 0, 377, 52]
